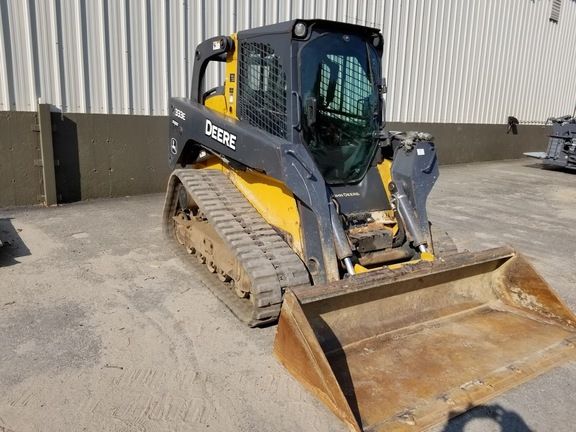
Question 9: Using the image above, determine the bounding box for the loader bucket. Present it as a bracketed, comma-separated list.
[274, 246, 576, 432]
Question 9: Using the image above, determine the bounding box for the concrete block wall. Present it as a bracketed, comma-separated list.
[0, 109, 549, 208]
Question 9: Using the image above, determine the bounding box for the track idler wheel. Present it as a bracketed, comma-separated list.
[217, 269, 230, 282]
[206, 260, 217, 273]
[231, 280, 249, 299]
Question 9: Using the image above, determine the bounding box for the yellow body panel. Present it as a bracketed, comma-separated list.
[376, 158, 393, 201]
[375, 158, 399, 236]
[204, 95, 227, 114]
[353, 264, 369, 273]
[420, 250, 435, 261]
[194, 158, 304, 258]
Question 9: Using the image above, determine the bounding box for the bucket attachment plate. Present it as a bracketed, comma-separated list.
[274, 247, 576, 431]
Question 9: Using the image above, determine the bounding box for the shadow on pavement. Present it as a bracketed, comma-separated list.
[523, 161, 576, 173]
[0, 218, 31, 266]
[442, 403, 533, 432]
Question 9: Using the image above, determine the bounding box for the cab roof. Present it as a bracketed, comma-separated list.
[237, 19, 380, 38]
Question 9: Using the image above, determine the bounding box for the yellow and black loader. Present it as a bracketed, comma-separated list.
[163, 19, 576, 432]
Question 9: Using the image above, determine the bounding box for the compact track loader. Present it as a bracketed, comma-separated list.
[164, 20, 576, 431]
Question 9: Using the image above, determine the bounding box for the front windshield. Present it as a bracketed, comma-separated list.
[300, 33, 380, 184]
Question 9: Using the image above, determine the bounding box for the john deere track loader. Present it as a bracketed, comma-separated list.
[164, 20, 576, 431]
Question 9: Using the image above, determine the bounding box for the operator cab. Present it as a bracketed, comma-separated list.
[300, 29, 382, 185]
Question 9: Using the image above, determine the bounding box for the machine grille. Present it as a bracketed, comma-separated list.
[238, 42, 287, 139]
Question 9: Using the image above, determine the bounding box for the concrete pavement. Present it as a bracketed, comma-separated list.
[0, 159, 575, 432]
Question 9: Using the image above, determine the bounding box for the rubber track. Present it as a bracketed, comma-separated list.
[163, 168, 310, 327]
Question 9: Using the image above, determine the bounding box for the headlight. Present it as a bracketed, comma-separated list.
[294, 22, 307, 38]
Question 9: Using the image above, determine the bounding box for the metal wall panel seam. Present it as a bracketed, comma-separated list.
[512, 0, 529, 121]
[360, 0, 367, 27]
[162, 0, 172, 115]
[525, 1, 543, 122]
[422, 0, 438, 124]
[538, 1, 557, 121]
[450, 0, 465, 123]
[495, 0, 515, 124]
[487, 0, 504, 124]
[508, 0, 526, 122]
[9, 0, 34, 110]
[531, 3, 552, 121]
[100, 0, 112, 114]
[0, 1, 11, 110]
[67, 0, 85, 113]
[497, 0, 514, 124]
[8, 1, 24, 110]
[27, 0, 42, 111]
[472, 0, 488, 123]
[485, 1, 498, 121]
[414, 0, 430, 122]
[34, 0, 54, 108]
[507, 0, 529, 123]
[340, 0, 347, 23]
[87, 0, 108, 113]
[78, 0, 89, 113]
[117, 0, 131, 114]
[391, 0, 405, 121]
[369, 0, 377, 28]
[525, 0, 543, 122]
[152, 0, 169, 116]
[403, 0, 417, 122]
[381, 0, 391, 87]
[408, 0, 421, 122]
[458, 0, 477, 123]
[442, 0, 458, 123]
[525, 0, 542, 121]
[556, 12, 575, 115]
[560, 3, 576, 115]
[387, 0, 400, 121]
[532, 1, 554, 121]
[434, 0, 449, 123]
[530, 0, 551, 122]
[550, 6, 574, 118]
[450, 0, 464, 123]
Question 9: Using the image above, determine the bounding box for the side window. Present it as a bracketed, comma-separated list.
[238, 42, 287, 139]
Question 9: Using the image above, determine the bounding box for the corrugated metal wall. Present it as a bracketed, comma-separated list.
[1, 0, 576, 124]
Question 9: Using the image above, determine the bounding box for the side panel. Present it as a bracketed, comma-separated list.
[196, 158, 304, 258]
[168, 99, 339, 283]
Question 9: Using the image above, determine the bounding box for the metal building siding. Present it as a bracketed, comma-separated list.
[1, 0, 576, 123]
